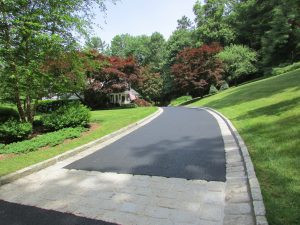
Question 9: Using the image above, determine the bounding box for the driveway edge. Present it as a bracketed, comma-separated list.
[0, 107, 163, 186]
[200, 107, 268, 225]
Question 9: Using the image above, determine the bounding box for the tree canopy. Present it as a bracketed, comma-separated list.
[1, 0, 299, 108]
[171, 43, 224, 97]
[217, 44, 257, 84]
[0, 0, 110, 121]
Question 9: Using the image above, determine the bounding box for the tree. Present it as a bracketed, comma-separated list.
[176, 15, 193, 30]
[171, 43, 224, 97]
[110, 34, 152, 66]
[0, 0, 110, 122]
[162, 29, 194, 97]
[229, 0, 300, 67]
[85, 36, 108, 53]
[110, 34, 130, 57]
[137, 67, 163, 103]
[84, 53, 141, 108]
[193, 0, 235, 46]
[147, 32, 166, 72]
[217, 44, 257, 85]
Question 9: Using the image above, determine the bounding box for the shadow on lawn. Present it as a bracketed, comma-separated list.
[240, 115, 300, 225]
[235, 96, 300, 121]
[199, 72, 300, 109]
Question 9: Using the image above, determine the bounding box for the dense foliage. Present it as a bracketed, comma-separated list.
[229, 0, 300, 68]
[0, 0, 298, 108]
[0, 120, 32, 143]
[0, 127, 85, 154]
[83, 51, 142, 108]
[41, 103, 90, 131]
[133, 98, 151, 107]
[209, 85, 218, 95]
[0, 107, 19, 122]
[171, 43, 224, 97]
[0, 0, 110, 122]
[36, 100, 79, 113]
[193, 0, 235, 46]
[217, 44, 257, 85]
[137, 67, 163, 103]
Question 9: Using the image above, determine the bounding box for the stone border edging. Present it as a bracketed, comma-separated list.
[0, 107, 163, 186]
[201, 107, 268, 225]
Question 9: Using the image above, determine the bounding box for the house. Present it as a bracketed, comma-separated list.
[108, 88, 140, 105]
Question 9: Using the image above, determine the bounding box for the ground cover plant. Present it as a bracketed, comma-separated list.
[0, 107, 157, 176]
[190, 69, 300, 225]
[0, 127, 86, 154]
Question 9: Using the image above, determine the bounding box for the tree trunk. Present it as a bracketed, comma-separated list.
[15, 92, 26, 122]
[75, 92, 85, 104]
[25, 96, 34, 123]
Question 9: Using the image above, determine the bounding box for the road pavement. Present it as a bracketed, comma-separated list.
[66, 107, 226, 181]
[0, 107, 249, 225]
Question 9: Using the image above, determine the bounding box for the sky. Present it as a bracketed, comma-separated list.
[92, 0, 198, 44]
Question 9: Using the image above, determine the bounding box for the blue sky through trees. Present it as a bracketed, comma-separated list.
[92, 0, 198, 43]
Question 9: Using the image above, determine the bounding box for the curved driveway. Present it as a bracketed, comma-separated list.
[67, 107, 226, 181]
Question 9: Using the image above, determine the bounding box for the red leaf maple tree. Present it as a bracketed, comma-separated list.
[171, 43, 224, 97]
[84, 50, 142, 108]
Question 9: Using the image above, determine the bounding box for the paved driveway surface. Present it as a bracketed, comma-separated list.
[0, 200, 115, 225]
[0, 107, 256, 225]
[66, 107, 226, 181]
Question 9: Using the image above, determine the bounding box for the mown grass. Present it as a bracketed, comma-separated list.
[0, 107, 157, 176]
[190, 69, 300, 225]
[169, 95, 192, 106]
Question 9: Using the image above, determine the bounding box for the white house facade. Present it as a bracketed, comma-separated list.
[108, 89, 140, 105]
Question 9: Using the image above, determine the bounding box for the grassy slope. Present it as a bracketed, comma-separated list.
[169, 96, 192, 106]
[190, 70, 300, 225]
[0, 107, 157, 176]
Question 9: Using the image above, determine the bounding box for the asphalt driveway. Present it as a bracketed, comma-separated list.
[66, 107, 226, 181]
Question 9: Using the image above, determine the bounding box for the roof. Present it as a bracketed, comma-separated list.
[108, 88, 140, 97]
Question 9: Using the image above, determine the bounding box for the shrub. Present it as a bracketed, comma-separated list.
[217, 44, 257, 84]
[271, 61, 300, 76]
[220, 81, 229, 91]
[209, 85, 218, 95]
[36, 100, 79, 113]
[41, 103, 90, 131]
[0, 120, 32, 143]
[133, 98, 151, 107]
[0, 127, 86, 154]
[120, 103, 137, 109]
[0, 107, 19, 122]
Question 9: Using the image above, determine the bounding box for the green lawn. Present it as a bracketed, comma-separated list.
[190, 69, 300, 225]
[169, 95, 192, 106]
[0, 107, 157, 177]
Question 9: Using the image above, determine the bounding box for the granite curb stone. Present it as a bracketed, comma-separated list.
[201, 107, 268, 225]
